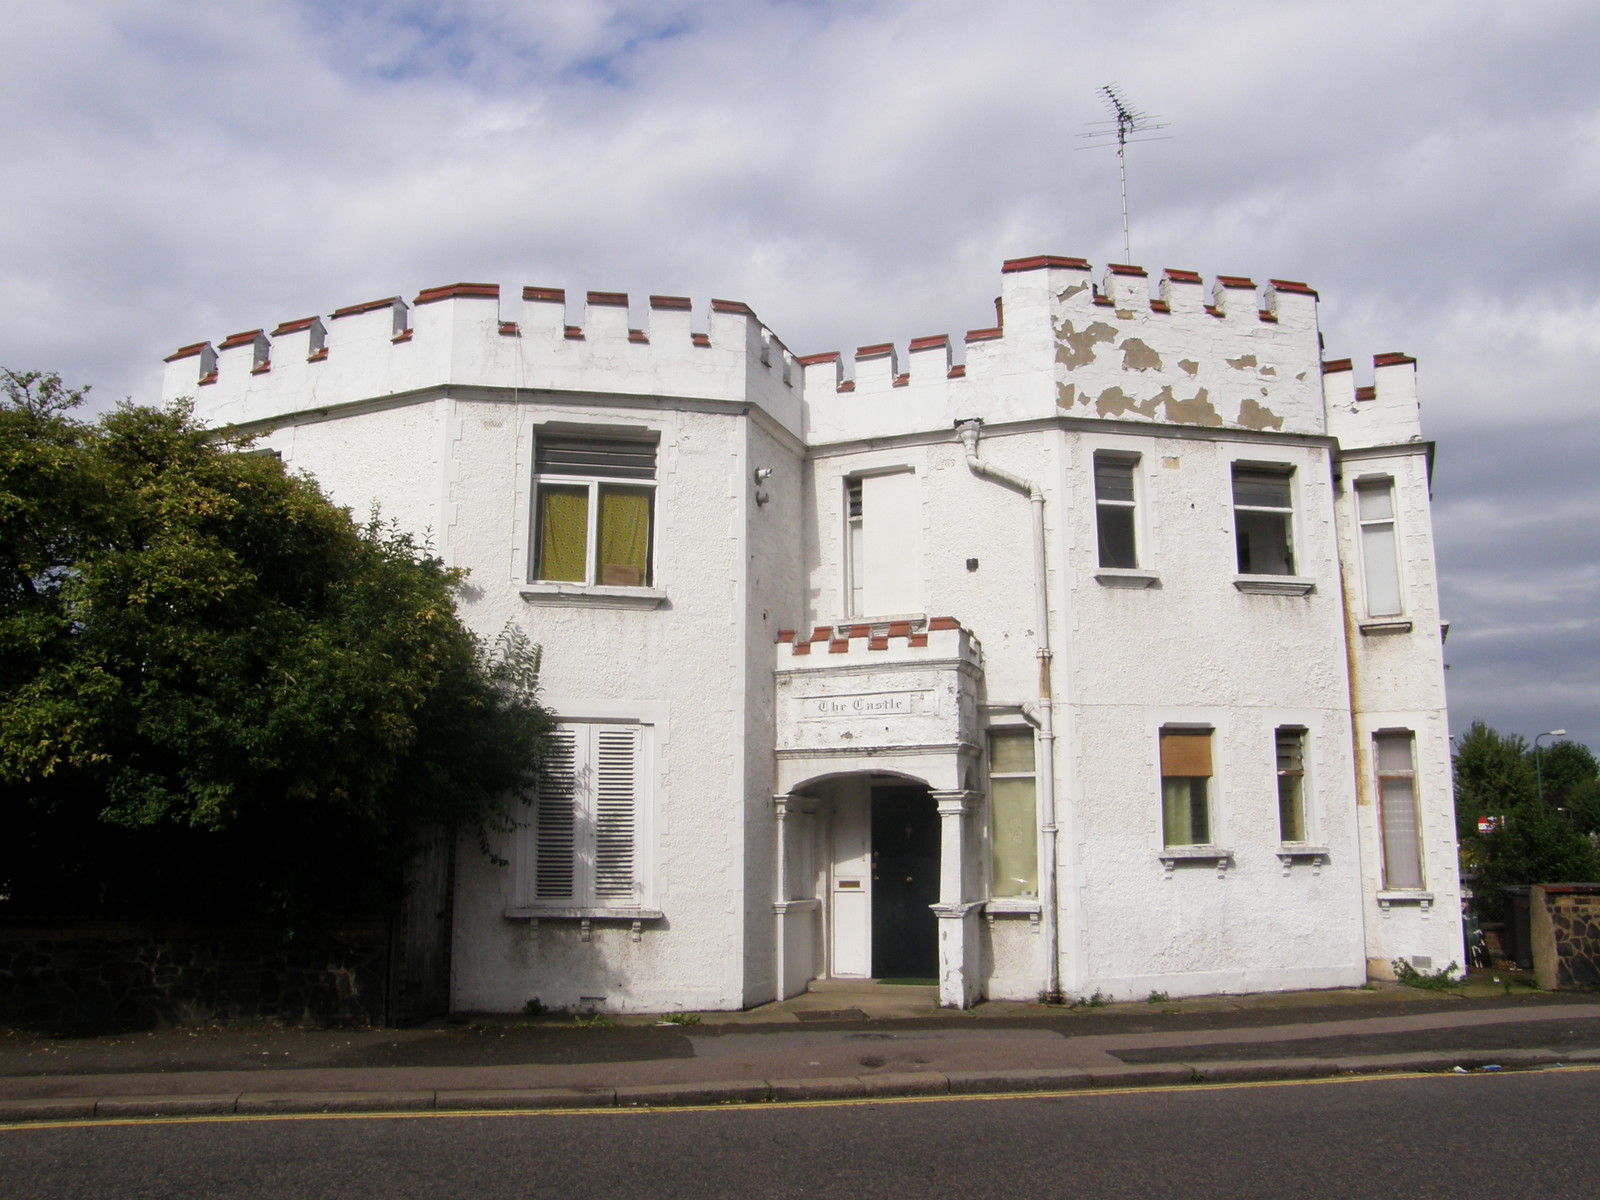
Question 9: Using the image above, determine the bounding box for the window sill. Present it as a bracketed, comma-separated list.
[1233, 575, 1315, 596]
[1277, 844, 1329, 874]
[519, 583, 667, 609]
[1159, 846, 1234, 877]
[1360, 619, 1413, 635]
[983, 897, 1042, 915]
[505, 906, 664, 921]
[1377, 890, 1433, 911]
[1095, 568, 1159, 589]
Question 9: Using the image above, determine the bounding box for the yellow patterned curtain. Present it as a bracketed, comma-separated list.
[597, 486, 651, 586]
[538, 486, 588, 582]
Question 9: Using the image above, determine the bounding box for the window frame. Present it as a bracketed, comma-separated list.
[510, 719, 656, 918]
[1093, 451, 1140, 570]
[529, 431, 658, 589]
[987, 726, 1039, 902]
[1375, 729, 1425, 892]
[1232, 463, 1297, 577]
[1355, 475, 1404, 620]
[1159, 726, 1214, 849]
[1275, 726, 1308, 844]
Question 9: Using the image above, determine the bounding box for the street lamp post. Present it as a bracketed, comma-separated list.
[1535, 729, 1567, 806]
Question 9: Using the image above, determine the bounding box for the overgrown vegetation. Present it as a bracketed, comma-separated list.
[1453, 722, 1600, 923]
[0, 370, 552, 921]
[1392, 959, 1462, 991]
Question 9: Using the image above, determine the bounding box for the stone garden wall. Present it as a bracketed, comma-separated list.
[1530, 885, 1600, 991]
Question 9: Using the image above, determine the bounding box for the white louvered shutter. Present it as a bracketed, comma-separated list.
[592, 726, 638, 901]
[535, 728, 578, 900]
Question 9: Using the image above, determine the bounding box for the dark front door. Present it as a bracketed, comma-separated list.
[870, 785, 939, 979]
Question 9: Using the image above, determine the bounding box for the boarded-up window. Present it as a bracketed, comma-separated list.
[1160, 729, 1212, 847]
[846, 470, 920, 617]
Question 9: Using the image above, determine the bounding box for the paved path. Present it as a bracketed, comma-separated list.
[5, 981, 1599, 1123]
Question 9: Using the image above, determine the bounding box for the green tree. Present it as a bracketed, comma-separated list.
[1451, 721, 1536, 844]
[1453, 721, 1600, 921]
[0, 370, 550, 920]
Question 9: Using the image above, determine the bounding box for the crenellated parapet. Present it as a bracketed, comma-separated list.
[801, 255, 1327, 444]
[163, 283, 803, 436]
[1322, 352, 1423, 450]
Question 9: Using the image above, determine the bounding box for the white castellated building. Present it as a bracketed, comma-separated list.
[163, 255, 1462, 1011]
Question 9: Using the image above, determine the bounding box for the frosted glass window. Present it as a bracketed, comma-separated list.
[989, 730, 1038, 898]
[1376, 732, 1423, 890]
[1357, 481, 1402, 617]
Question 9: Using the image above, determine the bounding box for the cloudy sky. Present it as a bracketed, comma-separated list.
[3, 0, 1597, 750]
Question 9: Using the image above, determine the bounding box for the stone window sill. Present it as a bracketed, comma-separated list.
[1360, 619, 1413, 635]
[1277, 845, 1329, 874]
[1233, 575, 1316, 596]
[519, 583, 667, 609]
[1377, 890, 1433, 911]
[1159, 846, 1234, 877]
[983, 897, 1042, 915]
[1095, 568, 1159, 589]
[504, 906, 664, 942]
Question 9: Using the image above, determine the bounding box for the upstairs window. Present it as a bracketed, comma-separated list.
[1276, 727, 1307, 843]
[1160, 728, 1213, 847]
[533, 433, 656, 587]
[1094, 455, 1139, 569]
[989, 729, 1038, 898]
[1356, 479, 1402, 617]
[1233, 466, 1295, 575]
[842, 470, 920, 618]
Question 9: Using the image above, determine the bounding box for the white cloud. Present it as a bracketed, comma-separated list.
[3, 0, 1598, 744]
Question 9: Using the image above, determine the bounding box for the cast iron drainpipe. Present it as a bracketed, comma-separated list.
[955, 420, 1061, 1000]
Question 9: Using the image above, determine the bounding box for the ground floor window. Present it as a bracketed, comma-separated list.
[1160, 727, 1213, 846]
[988, 728, 1038, 897]
[519, 721, 643, 907]
[1276, 726, 1307, 842]
[1376, 730, 1423, 890]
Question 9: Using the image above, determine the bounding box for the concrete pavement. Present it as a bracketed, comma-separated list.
[5, 976, 1600, 1123]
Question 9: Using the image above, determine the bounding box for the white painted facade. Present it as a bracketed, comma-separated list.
[166, 257, 1463, 1011]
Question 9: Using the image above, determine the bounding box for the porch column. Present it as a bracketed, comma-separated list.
[931, 789, 982, 1009]
[771, 793, 816, 1002]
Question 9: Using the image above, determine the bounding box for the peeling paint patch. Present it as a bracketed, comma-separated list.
[1120, 337, 1163, 372]
[1227, 354, 1259, 370]
[1057, 382, 1078, 410]
[1162, 386, 1223, 427]
[1178, 359, 1199, 377]
[1095, 385, 1145, 419]
[1058, 282, 1090, 301]
[1237, 397, 1284, 431]
[1054, 319, 1118, 370]
[1295, 372, 1308, 382]
[1260, 366, 1277, 377]
[1162, 456, 1180, 469]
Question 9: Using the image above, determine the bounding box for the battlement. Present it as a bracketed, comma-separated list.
[801, 255, 1327, 444]
[164, 282, 803, 437]
[1322, 352, 1423, 450]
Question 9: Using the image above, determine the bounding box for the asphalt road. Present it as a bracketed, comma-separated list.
[5, 1067, 1598, 1199]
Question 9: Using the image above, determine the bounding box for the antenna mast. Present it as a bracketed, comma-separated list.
[1077, 85, 1169, 264]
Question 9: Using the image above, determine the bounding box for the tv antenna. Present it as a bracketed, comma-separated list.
[1077, 85, 1170, 264]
